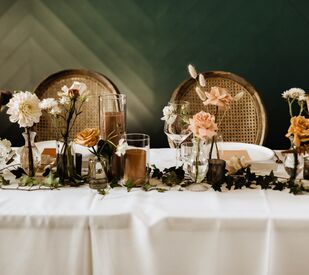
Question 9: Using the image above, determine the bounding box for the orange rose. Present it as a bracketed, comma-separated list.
[75, 128, 100, 147]
[286, 116, 309, 147]
[189, 111, 218, 139]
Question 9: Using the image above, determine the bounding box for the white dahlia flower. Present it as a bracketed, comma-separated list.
[6, 91, 42, 128]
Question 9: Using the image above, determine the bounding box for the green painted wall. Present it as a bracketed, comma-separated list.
[0, 0, 308, 148]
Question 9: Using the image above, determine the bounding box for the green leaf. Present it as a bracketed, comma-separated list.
[97, 189, 107, 195]
[11, 167, 26, 179]
[19, 175, 38, 187]
[142, 183, 152, 191]
[125, 180, 135, 192]
[42, 172, 60, 188]
[110, 178, 121, 188]
[0, 175, 10, 186]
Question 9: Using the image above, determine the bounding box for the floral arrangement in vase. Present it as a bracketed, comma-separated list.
[74, 128, 127, 188]
[41, 81, 89, 183]
[188, 64, 243, 159]
[6, 91, 42, 176]
[282, 88, 309, 180]
[187, 64, 244, 184]
[187, 111, 218, 184]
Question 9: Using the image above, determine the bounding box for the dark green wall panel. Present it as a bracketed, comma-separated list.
[0, 0, 308, 148]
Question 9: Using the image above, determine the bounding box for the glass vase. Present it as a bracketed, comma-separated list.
[20, 130, 40, 177]
[123, 133, 150, 187]
[283, 149, 304, 180]
[88, 156, 110, 189]
[206, 159, 226, 185]
[99, 94, 126, 182]
[56, 139, 75, 183]
[187, 138, 208, 183]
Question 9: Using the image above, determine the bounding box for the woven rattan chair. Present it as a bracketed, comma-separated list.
[170, 71, 267, 146]
[34, 69, 119, 141]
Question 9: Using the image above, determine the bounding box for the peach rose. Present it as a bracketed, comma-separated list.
[286, 116, 309, 147]
[75, 128, 100, 147]
[189, 111, 218, 139]
[203, 86, 233, 109]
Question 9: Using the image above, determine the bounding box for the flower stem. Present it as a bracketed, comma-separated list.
[209, 136, 215, 159]
[26, 127, 35, 177]
[288, 99, 294, 118]
[194, 139, 200, 183]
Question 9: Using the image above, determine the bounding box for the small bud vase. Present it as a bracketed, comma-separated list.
[20, 130, 40, 177]
[56, 139, 75, 183]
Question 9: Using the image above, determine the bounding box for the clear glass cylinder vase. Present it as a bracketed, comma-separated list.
[99, 94, 126, 181]
[187, 138, 208, 183]
[20, 130, 40, 177]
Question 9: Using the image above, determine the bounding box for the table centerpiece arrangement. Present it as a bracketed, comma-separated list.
[74, 127, 127, 189]
[282, 88, 309, 180]
[6, 91, 42, 177]
[40, 81, 89, 184]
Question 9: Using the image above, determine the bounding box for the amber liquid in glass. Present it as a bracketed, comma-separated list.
[101, 111, 125, 179]
[124, 148, 147, 186]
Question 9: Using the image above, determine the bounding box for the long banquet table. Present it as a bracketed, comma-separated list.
[1, 149, 309, 275]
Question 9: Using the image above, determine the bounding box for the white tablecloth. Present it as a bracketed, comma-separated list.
[1, 149, 309, 275]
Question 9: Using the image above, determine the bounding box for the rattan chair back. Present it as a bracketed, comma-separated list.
[170, 71, 267, 146]
[34, 69, 119, 141]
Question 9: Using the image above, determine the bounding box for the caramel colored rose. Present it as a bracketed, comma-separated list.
[286, 116, 309, 147]
[75, 128, 100, 147]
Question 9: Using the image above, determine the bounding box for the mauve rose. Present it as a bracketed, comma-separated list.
[75, 128, 100, 147]
[189, 111, 218, 139]
[68, 89, 80, 99]
[203, 86, 233, 109]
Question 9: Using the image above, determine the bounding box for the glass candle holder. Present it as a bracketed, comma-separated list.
[123, 133, 150, 186]
[99, 94, 126, 181]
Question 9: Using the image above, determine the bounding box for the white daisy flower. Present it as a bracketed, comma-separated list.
[39, 98, 58, 110]
[282, 88, 305, 99]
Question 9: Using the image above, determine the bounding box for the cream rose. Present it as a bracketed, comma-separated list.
[75, 128, 100, 147]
